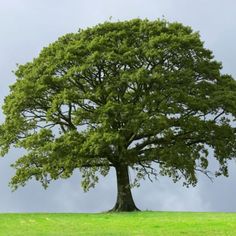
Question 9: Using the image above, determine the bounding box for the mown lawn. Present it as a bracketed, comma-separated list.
[0, 211, 235, 236]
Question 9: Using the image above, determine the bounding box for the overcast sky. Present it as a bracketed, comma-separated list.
[0, 0, 236, 213]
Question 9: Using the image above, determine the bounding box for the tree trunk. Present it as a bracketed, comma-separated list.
[109, 164, 140, 212]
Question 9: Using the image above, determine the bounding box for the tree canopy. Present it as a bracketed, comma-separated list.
[1, 19, 236, 211]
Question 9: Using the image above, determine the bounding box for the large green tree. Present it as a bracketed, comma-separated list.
[1, 19, 236, 211]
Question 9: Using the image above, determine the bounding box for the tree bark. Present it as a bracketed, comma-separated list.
[109, 164, 140, 212]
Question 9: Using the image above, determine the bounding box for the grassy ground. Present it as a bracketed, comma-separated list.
[0, 211, 235, 236]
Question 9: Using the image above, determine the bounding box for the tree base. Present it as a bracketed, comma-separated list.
[108, 203, 140, 212]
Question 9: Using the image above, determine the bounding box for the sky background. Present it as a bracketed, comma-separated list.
[0, 0, 236, 213]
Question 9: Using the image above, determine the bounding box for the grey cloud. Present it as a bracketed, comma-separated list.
[0, 0, 236, 212]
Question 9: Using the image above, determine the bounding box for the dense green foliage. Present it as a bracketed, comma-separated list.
[0, 212, 236, 236]
[1, 19, 236, 208]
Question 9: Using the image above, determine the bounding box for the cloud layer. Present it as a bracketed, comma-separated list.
[0, 0, 236, 212]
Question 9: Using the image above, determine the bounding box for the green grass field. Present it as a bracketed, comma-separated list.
[0, 211, 235, 236]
